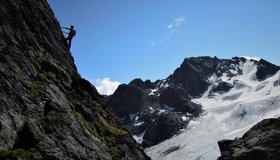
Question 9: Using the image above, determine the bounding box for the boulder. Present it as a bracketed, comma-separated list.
[218, 118, 280, 160]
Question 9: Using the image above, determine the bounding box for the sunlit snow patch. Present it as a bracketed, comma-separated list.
[133, 129, 147, 144]
[158, 109, 166, 114]
[181, 115, 188, 121]
[134, 121, 144, 126]
[149, 89, 158, 96]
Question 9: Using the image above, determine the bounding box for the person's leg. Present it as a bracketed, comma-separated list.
[68, 38, 72, 48]
[65, 36, 69, 43]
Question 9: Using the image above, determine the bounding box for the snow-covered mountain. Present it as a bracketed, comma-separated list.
[107, 56, 280, 159]
[146, 57, 280, 160]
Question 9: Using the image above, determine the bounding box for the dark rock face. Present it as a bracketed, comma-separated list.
[143, 112, 186, 147]
[168, 56, 217, 96]
[211, 81, 233, 94]
[256, 59, 280, 80]
[167, 56, 246, 97]
[218, 118, 280, 160]
[159, 85, 201, 115]
[107, 84, 144, 118]
[0, 0, 149, 159]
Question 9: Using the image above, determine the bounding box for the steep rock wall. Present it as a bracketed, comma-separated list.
[0, 0, 149, 159]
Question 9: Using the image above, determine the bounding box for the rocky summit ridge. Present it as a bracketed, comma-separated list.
[0, 0, 149, 159]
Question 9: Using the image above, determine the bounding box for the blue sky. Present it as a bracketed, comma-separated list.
[48, 0, 279, 94]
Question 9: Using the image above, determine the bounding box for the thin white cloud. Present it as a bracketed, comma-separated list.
[167, 24, 173, 30]
[160, 16, 186, 43]
[149, 16, 186, 47]
[92, 77, 121, 95]
[160, 32, 174, 43]
[174, 16, 186, 26]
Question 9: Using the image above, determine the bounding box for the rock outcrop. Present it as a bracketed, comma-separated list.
[0, 0, 149, 159]
[256, 59, 280, 80]
[218, 118, 280, 160]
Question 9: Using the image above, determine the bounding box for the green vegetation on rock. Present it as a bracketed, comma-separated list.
[98, 114, 128, 136]
[40, 110, 66, 133]
[0, 148, 42, 160]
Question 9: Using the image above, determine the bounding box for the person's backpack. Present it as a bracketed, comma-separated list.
[70, 29, 76, 37]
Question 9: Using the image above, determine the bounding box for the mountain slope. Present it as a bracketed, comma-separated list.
[146, 57, 280, 159]
[0, 0, 149, 159]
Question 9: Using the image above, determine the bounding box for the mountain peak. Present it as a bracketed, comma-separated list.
[146, 56, 280, 159]
[108, 56, 280, 150]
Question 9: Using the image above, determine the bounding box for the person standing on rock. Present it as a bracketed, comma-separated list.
[62, 25, 76, 48]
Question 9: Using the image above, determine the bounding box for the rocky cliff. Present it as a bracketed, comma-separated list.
[108, 56, 280, 148]
[218, 118, 280, 160]
[0, 0, 149, 159]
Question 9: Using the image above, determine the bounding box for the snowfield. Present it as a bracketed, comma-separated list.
[146, 60, 280, 160]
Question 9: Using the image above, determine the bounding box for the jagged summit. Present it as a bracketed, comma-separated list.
[0, 0, 149, 159]
[168, 56, 279, 96]
[108, 56, 280, 152]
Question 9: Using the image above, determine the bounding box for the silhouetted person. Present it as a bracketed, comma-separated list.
[62, 25, 76, 48]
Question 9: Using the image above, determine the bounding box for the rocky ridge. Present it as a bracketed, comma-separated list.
[108, 56, 280, 147]
[0, 0, 149, 159]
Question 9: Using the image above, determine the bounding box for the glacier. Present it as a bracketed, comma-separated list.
[146, 60, 280, 160]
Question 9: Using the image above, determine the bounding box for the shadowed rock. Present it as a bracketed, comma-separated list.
[256, 59, 280, 80]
